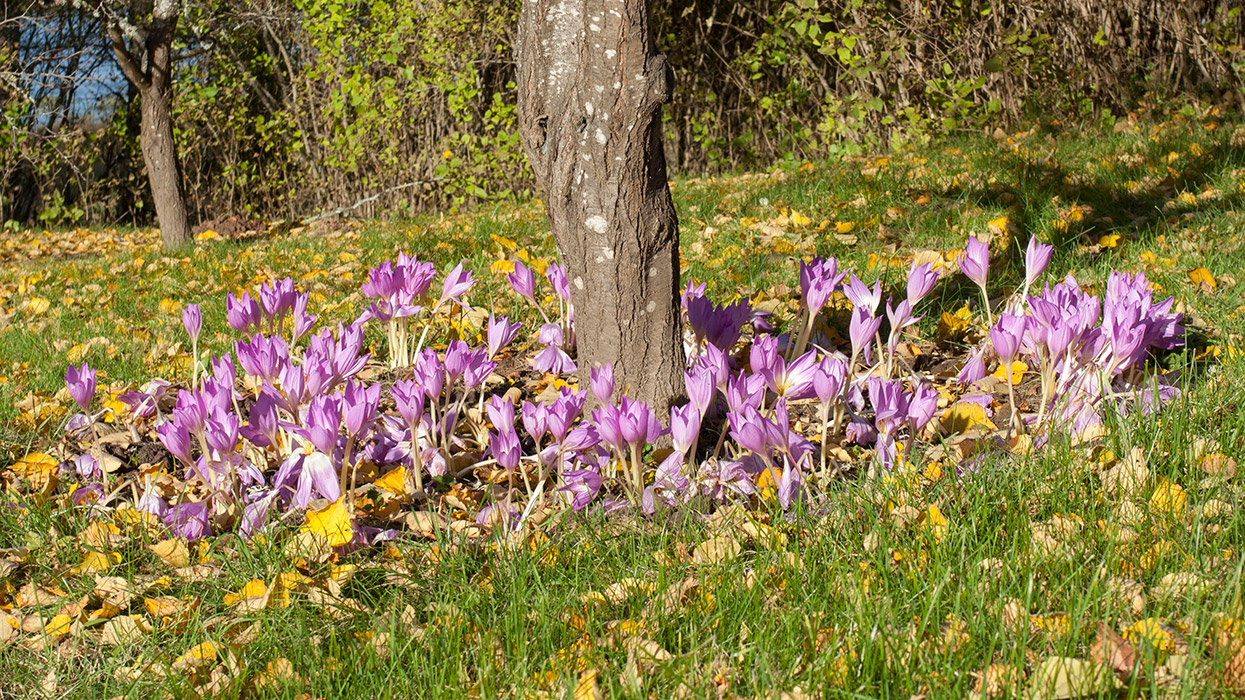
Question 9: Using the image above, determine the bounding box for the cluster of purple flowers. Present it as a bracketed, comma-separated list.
[60, 234, 1184, 546]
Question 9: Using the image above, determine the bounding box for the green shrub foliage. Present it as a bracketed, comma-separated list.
[4, 0, 1243, 226]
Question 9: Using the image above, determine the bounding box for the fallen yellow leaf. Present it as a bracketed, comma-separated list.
[1187, 267, 1217, 293]
[302, 498, 354, 548]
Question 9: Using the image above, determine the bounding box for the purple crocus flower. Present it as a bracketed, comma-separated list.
[546, 263, 571, 301]
[957, 348, 988, 385]
[342, 379, 381, 437]
[487, 314, 522, 360]
[1024, 237, 1053, 288]
[507, 261, 537, 302]
[164, 501, 211, 541]
[906, 262, 939, 305]
[413, 348, 444, 400]
[590, 363, 615, 403]
[438, 262, 475, 307]
[849, 307, 883, 361]
[684, 366, 716, 417]
[157, 418, 194, 465]
[182, 303, 202, 345]
[303, 393, 342, 454]
[813, 355, 848, 406]
[273, 450, 341, 509]
[521, 400, 550, 444]
[74, 454, 101, 480]
[392, 380, 426, 432]
[235, 333, 289, 384]
[533, 323, 576, 374]
[749, 334, 780, 376]
[670, 403, 701, 454]
[960, 235, 990, 290]
[990, 313, 1027, 363]
[240, 392, 281, 449]
[292, 293, 317, 344]
[490, 428, 522, 471]
[560, 468, 602, 510]
[760, 350, 820, 400]
[65, 362, 96, 412]
[685, 293, 750, 352]
[259, 277, 298, 323]
[799, 256, 845, 317]
[908, 383, 938, 432]
[486, 394, 515, 433]
[843, 274, 882, 314]
[226, 292, 262, 333]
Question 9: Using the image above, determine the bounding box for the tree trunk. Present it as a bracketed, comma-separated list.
[140, 80, 191, 248]
[516, 0, 686, 412]
[106, 0, 191, 249]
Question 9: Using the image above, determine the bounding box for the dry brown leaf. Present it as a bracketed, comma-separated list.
[149, 539, 190, 568]
[972, 663, 1023, 697]
[1028, 657, 1120, 699]
[1089, 621, 1139, 676]
[254, 657, 300, 690]
[16, 582, 67, 607]
[692, 536, 741, 565]
[1101, 447, 1149, 498]
[101, 615, 149, 646]
[603, 578, 656, 605]
[648, 576, 703, 618]
[574, 668, 603, 700]
[1215, 619, 1245, 693]
[92, 575, 135, 609]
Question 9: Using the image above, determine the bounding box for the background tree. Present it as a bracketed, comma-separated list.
[516, 0, 686, 411]
[88, 0, 190, 248]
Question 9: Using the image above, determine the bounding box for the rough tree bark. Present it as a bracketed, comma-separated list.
[104, 0, 191, 249]
[516, 0, 685, 411]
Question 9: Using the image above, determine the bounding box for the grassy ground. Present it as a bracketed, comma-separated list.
[1, 113, 1244, 698]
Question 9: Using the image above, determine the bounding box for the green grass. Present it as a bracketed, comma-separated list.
[1, 114, 1245, 698]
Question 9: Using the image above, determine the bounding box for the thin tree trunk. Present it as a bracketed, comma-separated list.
[516, 0, 686, 412]
[140, 82, 190, 247]
[106, 0, 191, 249]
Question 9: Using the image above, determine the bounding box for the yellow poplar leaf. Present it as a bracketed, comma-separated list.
[988, 216, 1017, 238]
[329, 564, 358, 585]
[835, 221, 856, 234]
[923, 505, 948, 543]
[373, 467, 407, 495]
[789, 212, 812, 227]
[1123, 619, 1176, 654]
[1187, 267, 1217, 292]
[150, 539, 191, 568]
[302, 498, 354, 548]
[1098, 234, 1121, 248]
[68, 550, 120, 576]
[992, 361, 1027, 384]
[194, 229, 219, 242]
[172, 641, 219, 672]
[43, 613, 73, 638]
[1149, 480, 1187, 516]
[157, 298, 181, 315]
[490, 259, 516, 275]
[490, 234, 517, 251]
[941, 402, 996, 434]
[224, 579, 268, 608]
[25, 297, 51, 315]
[938, 307, 973, 339]
[755, 467, 781, 502]
[11, 453, 57, 482]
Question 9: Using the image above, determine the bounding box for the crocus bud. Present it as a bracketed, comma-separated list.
[506, 261, 537, 302]
[590, 362, 614, 403]
[65, 362, 96, 412]
[960, 235, 990, 290]
[182, 303, 202, 345]
[1024, 236, 1053, 288]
